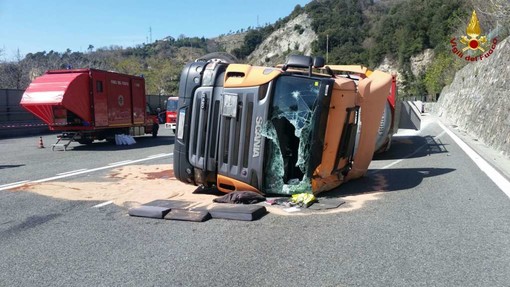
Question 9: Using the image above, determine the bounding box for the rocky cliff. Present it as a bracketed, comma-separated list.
[435, 37, 510, 157]
[248, 13, 317, 66]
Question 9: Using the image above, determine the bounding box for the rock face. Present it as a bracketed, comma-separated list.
[376, 56, 404, 86]
[435, 37, 510, 157]
[210, 33, 246, 54]
[248, 13, 317, 66]
[410, 49, 434, 77]
[376, 49, 434, 95]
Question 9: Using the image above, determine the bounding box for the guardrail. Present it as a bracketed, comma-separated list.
[0, 121, 52, 139]
[0, 89, 52, 138]
[399, 101, 422, 130]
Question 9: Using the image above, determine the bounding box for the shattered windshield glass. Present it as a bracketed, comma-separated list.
[262, 76, 321, 195]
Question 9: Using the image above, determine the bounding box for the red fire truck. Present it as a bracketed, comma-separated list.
[20, 69, 159, 149]
[165, 96, 178, 133]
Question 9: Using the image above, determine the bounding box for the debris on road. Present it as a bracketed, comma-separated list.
[128, 205, 171, 219]
[129, 199, 267, 222]
[212, 190, 266, 204]
[164, 209, 211, 222]
[13, 164, 381, 216]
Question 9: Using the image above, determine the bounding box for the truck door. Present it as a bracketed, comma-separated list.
[107, 75, 132, 126]
[131, 78, 145, 124]
[92, 71, 108, 127]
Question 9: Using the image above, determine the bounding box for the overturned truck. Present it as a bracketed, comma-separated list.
[174, 55, 398, 195]
[20, 69, 158, 148]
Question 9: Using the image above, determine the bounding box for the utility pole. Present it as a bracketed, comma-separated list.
[189, 39, 193, 62]
[326, 34, 329, 64]
[149, 27, 152, 43]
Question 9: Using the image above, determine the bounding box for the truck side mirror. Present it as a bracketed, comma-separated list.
[283, 55, 313, 71]
[313, 57, 325, 68]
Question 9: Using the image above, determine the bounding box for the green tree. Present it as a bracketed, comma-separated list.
[112, 56, 142, 75]
[424, 51, 465, 100]
[144, 57, 181, 95]
[307, 0, 368, 65]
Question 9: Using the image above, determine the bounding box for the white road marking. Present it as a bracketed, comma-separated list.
[146, 153, 168, 159]
[0, 153, 173, 190]
[108, 160, 134, 166]
[92, 201, 113, 208]
[437, 121, 510, 198]
[370, 130, 447, 174]
[0, 180, 30, 191]
[56, 169, 88, 176]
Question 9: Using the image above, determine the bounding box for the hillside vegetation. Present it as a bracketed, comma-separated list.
[1, 0, 508, 98]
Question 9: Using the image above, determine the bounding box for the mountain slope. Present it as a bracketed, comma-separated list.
[248, 13, 317, 66]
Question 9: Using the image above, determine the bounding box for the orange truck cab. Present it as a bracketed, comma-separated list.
[174, 55, 397, 195]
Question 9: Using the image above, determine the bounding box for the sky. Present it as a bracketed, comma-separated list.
[0, 0, 310, 60]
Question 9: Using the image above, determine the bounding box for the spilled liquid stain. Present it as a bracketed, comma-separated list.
[145, 169, 174, 179]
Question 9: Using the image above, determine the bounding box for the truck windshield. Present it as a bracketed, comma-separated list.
[262, 75, 321, 194]
[166, 99, 178, 111]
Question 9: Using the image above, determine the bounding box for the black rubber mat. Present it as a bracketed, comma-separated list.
[164, 209, 211, 222]
[207, 204, 267, 221]
[143, 200, 196, 210]
[128, 206, 171, 219]
[307, 198, 345, 210]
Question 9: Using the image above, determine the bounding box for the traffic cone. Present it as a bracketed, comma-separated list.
[38, 137, 45, 148]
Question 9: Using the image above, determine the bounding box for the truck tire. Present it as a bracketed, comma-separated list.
[152, 123, 159, 137]
[196, 52, 238, 63]
[374, 101, 392, 153]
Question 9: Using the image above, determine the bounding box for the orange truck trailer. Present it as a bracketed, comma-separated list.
[174, 55, 398, 195]
[20, 69, 159, 147]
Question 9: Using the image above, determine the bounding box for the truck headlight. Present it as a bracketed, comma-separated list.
[177, 108, 186, 139]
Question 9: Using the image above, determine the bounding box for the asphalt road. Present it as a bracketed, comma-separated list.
[0, 119, 509, 287]
[0, 127, 174, 186]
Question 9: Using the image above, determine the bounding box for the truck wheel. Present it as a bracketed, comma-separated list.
[374, 101, 392, 153]
[152, 123, 159, 137]
[196, 52, 237, 63]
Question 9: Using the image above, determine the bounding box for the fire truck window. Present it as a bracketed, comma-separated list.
[166, 100, 178, 111]
[262, 76, 319, 194]
[96, 80, 103, 93]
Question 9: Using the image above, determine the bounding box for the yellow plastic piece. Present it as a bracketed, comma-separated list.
[291, 193, 316, 207]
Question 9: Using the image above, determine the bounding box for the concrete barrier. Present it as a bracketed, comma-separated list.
[435, 37, 510, 157]
[399, 101, 421, 130]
